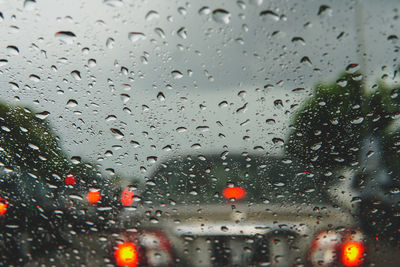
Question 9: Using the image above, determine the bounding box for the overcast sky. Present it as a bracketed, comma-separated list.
[0, 0, 399, 179]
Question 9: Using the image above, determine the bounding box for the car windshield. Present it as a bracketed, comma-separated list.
[1, 0, 400, 266]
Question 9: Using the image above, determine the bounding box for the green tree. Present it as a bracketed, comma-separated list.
[286, 71, 400, 243]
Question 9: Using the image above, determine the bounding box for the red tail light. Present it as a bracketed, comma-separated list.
[309, 229, 366, 266]
[114, 242, 138, 267]
[0, 198, 7, 215]
[223, 186, 246, 200]
[341, 241, 365, 266]
[121, 188, 134, 206]
[87, 189, 101, 204]
[64, 174, 76, 185]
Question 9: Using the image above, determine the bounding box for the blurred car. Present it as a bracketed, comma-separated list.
[113, 154, 372, 266]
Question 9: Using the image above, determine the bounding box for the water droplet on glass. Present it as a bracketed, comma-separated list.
[147, 156, 158, 164]
[345, 63, 360, 73]
[0, 59, 8, 66]
[199, 6, 211, 15]
[35, 111, 50, 120]
[55, 31, 76, 44]
[110, 128, 124, 139]
[106, 37, 114, 49]
[23, 0, 36, 10]
[120, 93, 130, 104]
[177, 27, 187, 39]
[104, 0, 123, 7]
[259, 10, 279, 21]
[171, 70, 183, 79]
[7, 45, 19, 55]
[249, 0, 263, 6]
[29, 74, 40, 82]
[157, 92, 165, 101]
[71, 70, 81, 80]
[317, 5, 331, 16]
[154, 27, 165, 38]
[88, 59, 96, 67]
[336, 78, 347, 87]
[145, 10, 159, 21]
[71, 156, 81, 164]
[272, 138, 284, 145]
[212, 9, 231, 24]
[128, 32, 146, 42]
[66, 99, 78, 107]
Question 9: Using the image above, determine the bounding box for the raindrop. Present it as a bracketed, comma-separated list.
[300, 56, 312, 65]
[110, 128, 124, 139]
[260, 10, 279, 21]
[176, 127, 187, 132]
[171, 70, 183, 79]
[272, 138, 284, 145]
[291, 36, 305, 45]
[351, 116, 364, 125]
[157, 92, 165, 101]
[191, 143, 201, 149]
[104, 0, 123, 7]
[0, 59, 8, 66]
[249, 0, 263, 6]
[71, 70, 81, 80]
[7, 45, 19, 55]
[88, 59, 96, 67]
[218, 101, 228, 108]
[29, 74, 40, 82]
[177, 27, 187, 39]
[336, 78, 347, 87]
[212, 9, 231, 24]
[154, 28, 165, 38]
[199, 6, 211, 15]
[120, 93, 130, 104]
[147, 156, 158, 164]
[24, 0, 36, 10]
[274, 99, 283, 107]
[317, 5, 331, 16]
[150, 218, 159, 224]
[55, 31, 76, 44]
[66, 99, 78, 107]
[345, 63, 360, 73]
[106, 37, 114, 49]
[128, 32, 146, 42]
[71, 156, 81, 164]
[35, 111, 50, 120]
[145, 10, 159, 21]
[266, 119, 275, 124]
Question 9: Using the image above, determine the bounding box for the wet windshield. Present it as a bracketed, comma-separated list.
[1, 0, 400, 266]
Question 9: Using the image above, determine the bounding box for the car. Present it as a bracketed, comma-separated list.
[112, 154, 371, 266]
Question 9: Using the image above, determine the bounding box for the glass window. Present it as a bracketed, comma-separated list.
[1, 0, 399, 266]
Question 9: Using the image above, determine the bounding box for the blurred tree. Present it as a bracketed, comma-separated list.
[0, 102, 121, 264]
[286, 71, 400, 244]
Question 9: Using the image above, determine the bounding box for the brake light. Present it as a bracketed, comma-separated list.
[0, 198, 7, 215]
[121, 188, 134, 206]
[65, 174, 76, 185]
[87, 189, 101, 204]
[308, 229, 366, 267]
[223, 186, 246, 200]
[341, 241, 365, 266]
[114, 242, 138, 267]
